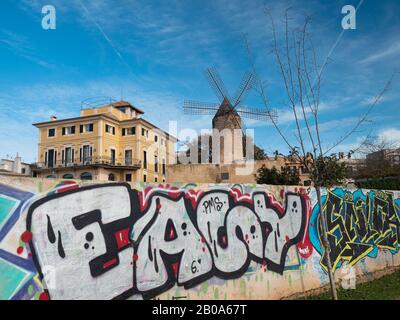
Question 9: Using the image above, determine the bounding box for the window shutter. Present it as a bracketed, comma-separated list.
[89, 123, 93, 132]
[133, 127, 136, 135]
[80, 125, 83, 133]
[122, 128, 126, 136]
[80, 148, 82, 162]
[113, 127, 115, 135]
[45, 152, 47, 166]
[72, 149, 74, 162]
[90, 147, 93, 158]
[62, 150, 65, 164]
[62, 127, 65, 135]
[71, 126, 75, 134]
[54, 152, 57, 165]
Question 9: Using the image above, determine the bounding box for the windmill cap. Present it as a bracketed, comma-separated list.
[213, 97, 239, 118]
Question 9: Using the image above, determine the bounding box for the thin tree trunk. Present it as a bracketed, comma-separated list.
[315, 185, 338, 300]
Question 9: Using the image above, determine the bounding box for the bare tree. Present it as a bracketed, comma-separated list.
[244, 8, 397, 300]
[355, 135, 400, 179]
[358, 135, 399, 155]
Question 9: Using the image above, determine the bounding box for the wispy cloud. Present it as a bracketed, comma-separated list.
[0, 30, 53, 68]
[75, 0, 136, 76]
[360, 41, 400, 64]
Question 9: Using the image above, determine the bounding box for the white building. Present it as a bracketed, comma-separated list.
[0, 154, 31, 176]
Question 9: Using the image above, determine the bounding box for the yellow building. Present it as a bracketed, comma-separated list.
[32, 100, 176, 183]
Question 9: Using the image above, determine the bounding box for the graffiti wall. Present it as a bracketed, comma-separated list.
[0, 175, 399, 300]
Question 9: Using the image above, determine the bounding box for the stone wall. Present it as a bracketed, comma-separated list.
[167, 159, 310, 185]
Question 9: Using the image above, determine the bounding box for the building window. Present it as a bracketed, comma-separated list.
[125, 150, 132, 166]
[302, 166, 310, 174]
[63, 173, 74, 179]
[288, 166, 297, 174]
[162, 159, 166, 175]
[80, 145, 92, 164]
[126, 174, 132, 182]
[21, 168, 26, 174]
[221, 172, 229, 180]
[154, 155, 158, 173]
[143, 151, 147, 169]
[80, 123, 94, 133]
[122, 127, 135, 136]
[142, 128, 148, 138]
[110, 149, 116, 165]
[155, 177, 158, 182]
[46, 149, 56, 168]
[155, 135, 158, 142]
[62, 126, 75, 135]
[63, 147, 74, 165]
[108, 173, 115, 181]
[80, 172, 92, 180]
[143, 174, 147, 182]
[48, 128, 55, 137]
[105, 124, 115, 135]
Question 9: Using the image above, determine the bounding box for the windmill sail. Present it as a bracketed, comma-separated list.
[232, 72, 255, 107]
[183, 100, 220, 115]
[204, 68, 231, 103]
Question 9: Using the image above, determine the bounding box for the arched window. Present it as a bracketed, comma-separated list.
[46, 175, 56, 179]
[80, 172, 93, 180]
[62, 173, 74, 179]
[108, 173, 115, 181]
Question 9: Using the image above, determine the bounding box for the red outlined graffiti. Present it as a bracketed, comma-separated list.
[26, 183, 310, 300]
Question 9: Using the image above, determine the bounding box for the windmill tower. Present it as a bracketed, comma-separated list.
[184, 68, 277, 164]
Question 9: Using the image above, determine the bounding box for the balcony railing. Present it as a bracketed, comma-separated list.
[33, 156, 141, 170]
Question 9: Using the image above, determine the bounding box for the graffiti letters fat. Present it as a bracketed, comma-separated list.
[26, 183, 308, 300]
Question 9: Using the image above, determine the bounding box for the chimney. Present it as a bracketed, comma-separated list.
[50, 115, 57, 121]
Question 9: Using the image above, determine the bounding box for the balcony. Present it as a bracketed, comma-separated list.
[32, 156, 141, 171]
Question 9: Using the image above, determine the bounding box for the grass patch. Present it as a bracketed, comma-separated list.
[302, 270, 400, 300]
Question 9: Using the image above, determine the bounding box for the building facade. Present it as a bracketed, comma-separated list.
[366, 149, 400, 166]
[32, 100, 176, 183]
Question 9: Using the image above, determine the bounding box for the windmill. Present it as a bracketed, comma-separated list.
[184, 68, 277, 164]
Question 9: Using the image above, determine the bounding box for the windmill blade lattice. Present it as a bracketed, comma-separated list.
[184, 100, 220, 115]
[232, 72, 256, 108]
[204, 68, 231, 103]
[236, 106, 278, 122]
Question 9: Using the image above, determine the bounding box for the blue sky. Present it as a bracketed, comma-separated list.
[0, 0, 399, 163]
